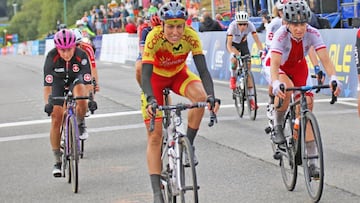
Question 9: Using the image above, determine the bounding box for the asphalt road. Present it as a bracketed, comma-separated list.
[0, 55, 359, 203]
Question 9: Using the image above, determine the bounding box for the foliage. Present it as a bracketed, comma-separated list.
[5, 0, 106, 41]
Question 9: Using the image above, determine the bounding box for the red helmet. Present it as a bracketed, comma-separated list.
[150, 14, 162, 26]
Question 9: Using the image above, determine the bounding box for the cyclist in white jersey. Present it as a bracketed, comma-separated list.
[262, 0, 322, 119]
[226, 11, 264, 110]
[270, 0, 341, 147]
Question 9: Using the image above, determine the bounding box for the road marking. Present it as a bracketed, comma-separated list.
[0, 98, 356, 129]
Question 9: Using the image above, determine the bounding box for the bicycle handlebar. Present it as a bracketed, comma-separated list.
[148, 102, 217, 132]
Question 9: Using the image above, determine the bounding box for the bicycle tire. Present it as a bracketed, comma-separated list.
[179, 137, 198, 203]
[302, 112, 324, 202]
[233, 74, 245, 118]
[69, 116, 79, 193]
[246, 72, 257, 120]
[279, 110, 298, 191]
[80, 139, 84, 159]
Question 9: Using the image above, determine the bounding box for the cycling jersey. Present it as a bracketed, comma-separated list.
[356, 29, 360, 74]
[267, 25, 326, 87]
[138, 23, 149, 47]
[43, 47, 92, 105]
[78, 42, 96, 69]
[142, 26, 203, 77]
[265, 17, 282, 49]
[140, 27, 153, 47]
[226, 20, 257, 43]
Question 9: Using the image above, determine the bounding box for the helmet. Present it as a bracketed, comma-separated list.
[150, 14, 162, 26]
[76, 20, 84, 26]
[54, 29, 76, 49]
[235, 11, 248, 23]
[158, 2, 188, 21]
[283, 0, 311, 23]
[72, 28, 83, 44]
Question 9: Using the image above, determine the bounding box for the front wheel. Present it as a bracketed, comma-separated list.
[69, 116, 79, 193]
[233, 77, 245, 118]
[179, 137, 198, 203]
[245, 72, 257, 120]
[302, 112, 324, 202]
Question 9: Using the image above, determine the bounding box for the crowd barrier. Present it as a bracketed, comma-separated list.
[9, 28, 359, 98]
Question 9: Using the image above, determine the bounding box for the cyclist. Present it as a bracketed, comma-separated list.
[262, 0, 321, 119]
[43, 29, 96, 177]
[226, 11, 264, 110]
[355, 27, 360, 116]
[270, 0, 340, 174]
[72, 28, 100, 140]
[141, 2, 220, 202]
[135, 14, 162, 87]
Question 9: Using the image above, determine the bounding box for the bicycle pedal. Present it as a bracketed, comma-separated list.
[264, 126, 272, 134]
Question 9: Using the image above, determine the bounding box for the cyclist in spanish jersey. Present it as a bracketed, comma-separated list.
[226, 11, 264, 110]
[135, 14, 162, 87]
[43, 29, 96, 177]
[270, 0, 341, 151]
[141, 2, 220, 202]
[72, 28, 99, 140]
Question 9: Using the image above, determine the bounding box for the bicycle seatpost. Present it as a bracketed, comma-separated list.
[330, 81, 337, 105]
[276, 84, 285, 109]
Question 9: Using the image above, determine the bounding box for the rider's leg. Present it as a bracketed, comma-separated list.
[74, 84, 89, 139]
[230, 57, 237, 89]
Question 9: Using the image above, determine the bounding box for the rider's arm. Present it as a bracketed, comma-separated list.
[43, 51, 54, 104]
[316, 48, 336, 77]
[193, 54, 214, 97]
[270, 52, 285, 98]
[251, 32, 264, 51]
[355, 29, 360, 116]
[141, 63, 155, 102]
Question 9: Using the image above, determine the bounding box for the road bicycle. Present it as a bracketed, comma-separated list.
[265, 79, 337, 202]
[49, 85, 95, 193]
[149, 88, 218, 203]
[232, 54, 258, 120]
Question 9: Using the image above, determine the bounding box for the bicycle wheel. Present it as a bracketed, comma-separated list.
[179, 137, 198, 203]
[279, 111, 298, 191]
[233, 76, 245, 118]
[69, 116, 79, 193]
[80, 139, 84, 159]
[302, 112, 324, 202]
[245, 72, 257, 120]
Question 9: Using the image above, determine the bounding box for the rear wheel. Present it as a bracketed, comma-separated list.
[179, 137, 198, 203]
[69, 116, 79, 193]
[246, 72, 257, 120]
[279, 111, 298, 191]
[302, 112, 324, 202]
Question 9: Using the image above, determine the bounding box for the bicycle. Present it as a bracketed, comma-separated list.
[49, 84, 95, 193]
[232, 54, 258, 120]
[149, 88, 218, 203]
[265, 78, 337, 202]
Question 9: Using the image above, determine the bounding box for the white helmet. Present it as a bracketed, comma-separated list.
[235, 11, 248, 23]
[72, 28, 83, 44]
[76, 20, 84, 26]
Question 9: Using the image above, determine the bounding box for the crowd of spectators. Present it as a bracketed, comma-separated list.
[72, 0, 229, 36]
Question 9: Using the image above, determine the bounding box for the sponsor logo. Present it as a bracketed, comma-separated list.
[72, 64, 80, 72]
[81, 59, 88, 65]
[173, 44, 183, 52]
[45, 75, 53, 83]
[84, 73, 91, 82]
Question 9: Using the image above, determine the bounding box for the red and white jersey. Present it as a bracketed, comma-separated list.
[226, 20, 257, 43]
[270, 24, 326, 67]
[78, 42, 96, 69]
[265, 17, 283, 49]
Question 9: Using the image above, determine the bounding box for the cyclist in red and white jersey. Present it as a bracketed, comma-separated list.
[270, 0, 341, 146]
[226, 11, 264, 110]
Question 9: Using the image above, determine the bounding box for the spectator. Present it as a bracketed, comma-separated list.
[125, 16, 137, 33]
[256, 10, 271, 33]
[148, 3, 158, 15]
[215, 13, 227, 30]
[113, 7, 123, 33]
[199, 12, 223, 32]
